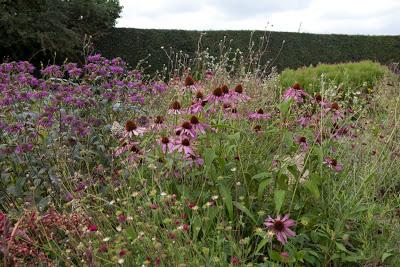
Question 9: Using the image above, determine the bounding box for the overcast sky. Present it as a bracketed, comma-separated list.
[117, 0, 400, 35]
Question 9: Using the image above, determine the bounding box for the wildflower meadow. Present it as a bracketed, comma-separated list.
[0, 49, 399, 266]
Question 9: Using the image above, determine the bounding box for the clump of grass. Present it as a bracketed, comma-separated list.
[280, 61, 387, 94]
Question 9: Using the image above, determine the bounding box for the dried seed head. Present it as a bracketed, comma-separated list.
[171, 101, 181, 110]
[196, 91, 204, 99]
[181, 121, 192, 129]
[190, 116, 199, 125]
[130, 145, 140, 153]
[154, 116, 164, 124]
[212, 87, 223, 97]
[125, 120, 137, 132]
[161, 136, 170, 144]
[315, 93, 322, 102]
[292, 83, 301, 90]
[221, 84, 229, 94]
[184, 75, 195, 86]
[235, 84, 243, 94]
[182, 139, 190, 146]
[273, 220, 285, 231]
[331, 102, 339, 110]
[223, 103, 231, 109]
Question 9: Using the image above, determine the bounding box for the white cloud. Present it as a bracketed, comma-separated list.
[117, 0, 400, 35]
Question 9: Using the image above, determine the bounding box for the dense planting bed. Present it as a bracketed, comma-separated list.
[0, 55, 399, 266]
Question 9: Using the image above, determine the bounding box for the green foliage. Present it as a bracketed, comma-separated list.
[0, 0, 122, 63]
[280, 61, 388, 93]
[95, 28, 400, 73]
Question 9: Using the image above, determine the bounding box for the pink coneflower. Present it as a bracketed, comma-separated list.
[118, 214, 127, 223]
[124, 120, 146, 138]
[294, 136, 309, 151]
[264, 214, 296, 245]
[230, 256, 240, 265]
[175, 121, 196, 138]
[230, 83, 251, 102]
[173, 138, 194, 156]
[160, 136, 174, 153]
[188, 100, 206, 114]
[124, 144, 144, 164]
[221, 84, 230, 95]
[115, 141, 137, 157]
[87, 225, 98, 232]
[204, 87, 224, 104]
[297, 116, 312, 128]
[184, 75, 195, 87]
[312, 93, 330, 108]
[168, 101, 182, 115]
[185, 154, 204, 167]
[195, 90, 204, 100]
[248, 108, 271, 120]
[330, 103, 344, 122]
[205, 69, 214, 79]
[283, 83, 309, 103]
[323, 157, 343, 172]
[190, 115, 208, 134]
[223, 105, 240, 119]
[151, 115, 166, 131]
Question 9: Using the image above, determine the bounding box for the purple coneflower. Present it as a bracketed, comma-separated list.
[124, 120, 146, 137]
[168, 101, 182, 115]
[173, 138, 194, 156]
[204, 87, 224, 104]
[185, 154, 204, 167]
[283, 83, 309, 103]
[175, 121, 196, 138]
[151, 115, 166, 131]
[264, 214, 296, 245]
[294, 136, 309, 151]
[190, 115, 208, 134]
[323, 157, 343, 172]
[230, 84, 251, 102]
[297, 116, 311, 128]
[248, 108, 271, 120]
[205, 69, 214, 79]
[184, 75, 195, 87]
[160, 136, 174, 153]
[188, 99, 207, 114]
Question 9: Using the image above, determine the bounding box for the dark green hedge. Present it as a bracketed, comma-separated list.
[95, 28, 400, 73]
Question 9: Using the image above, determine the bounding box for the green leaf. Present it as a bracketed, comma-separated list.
[335, 242, 347, 252]
[252, 172, 270, 181]
[303, 180, 320, 199]
[269, 249, 282, 262]
[204, 147, 217, 167]
[278, 99, 292, 117]
[381, 252, 394, 263]
[227, 132, 241, 142]
[233, 201, 256, 224]
[274, 189, 286, 214]
[258, 178, 272, 201]
[254, 238, 268, 255]
[219, 184, 233, 220]
[287, 164, 300, 178]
